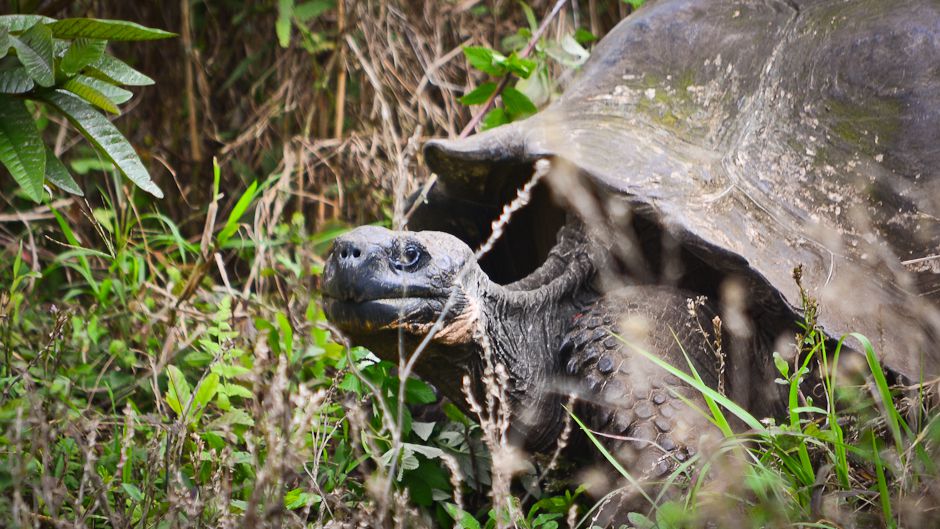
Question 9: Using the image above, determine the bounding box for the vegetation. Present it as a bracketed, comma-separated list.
[0, 1, 937, 528]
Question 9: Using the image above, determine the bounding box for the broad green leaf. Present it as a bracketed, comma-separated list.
[11, 23, 55, 87]
[480, 107, 509, 131]
[0, 15, 55, 33]
[86, 54, 154, 86]
[463, 46, 506, 76]
[404, 378, 437, 404]
[294, 0, 334, 22]
[0, 65, 34, 94]
[74, 74, 132, 104]
[0, 97, 45, 202]
[276, 0, 294, 48]
[62, 76, 121, 114]
[623, 0, 646, 8]
[191, 373, 220, 422]
[165, 365, 191, 418]
[458, 82, 496, 105]
[40, 90, 164, 198]
[501, 87, 537, 119]
[0, 28, 8, 59]
[60, 38, 106, 75]
[44, 146, 83, 196]
[47, 18, 176, 41]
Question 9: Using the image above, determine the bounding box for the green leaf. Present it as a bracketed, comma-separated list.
[627, 512, 656, 529]
[444, 503, 481, 529]
[0, 15, 55, 33]
[501, 87, 537, 119]
[60, 38, 106, 75]
[86, 54, 154, 86]
[62, 75, 121, 114]
[73, 74, 133, 104]
[0, 28, 8, 59]
[622, 0, 646, 8]
[294, 0, 334, 22]
[517, 1, 538, 32]
[165, 365, 191, 418]
[284, 488, 321, 510]
[276, 0, 294, 48]
[121, 482, 145, 502]
[217, 180, 259, 245]
[574, 28, 598, 45]
[47, 18, 176, 41]
[773, 351, 789, 378]
[191, 373, 220, 422]
[11, 23, 55, 87]
[39, 90, 164, 198]
[404, 378, 437, 404]
[503, 53, 537, 79]
[459, 82, 496, 105]
[221, 383, 254, 399]
[0, 97, 45, 202]
[463, 46, 506, 76]
[208, 409, 255, 429]
[0, 65, 34, 94]
[44, 146, 83, 196]
[480, 107, 509, 131]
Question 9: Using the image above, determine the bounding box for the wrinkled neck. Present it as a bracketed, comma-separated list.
[467, 230, 597, 451]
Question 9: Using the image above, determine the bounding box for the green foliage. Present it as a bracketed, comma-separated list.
[459, 2, 595, 131]
[0, 14, 173, 202]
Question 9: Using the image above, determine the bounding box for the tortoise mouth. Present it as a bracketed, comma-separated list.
[322, 295, 440, 333]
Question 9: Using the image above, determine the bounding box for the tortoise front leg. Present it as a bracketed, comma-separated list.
[563, 286, 724, 490]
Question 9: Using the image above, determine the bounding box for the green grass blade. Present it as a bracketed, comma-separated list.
[566, 407, 657, 508]
[852, 333, 904, 457]
[616, 334, 767, 433]
[870, 434, 895, 529]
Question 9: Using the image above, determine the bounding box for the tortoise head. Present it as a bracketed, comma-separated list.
[322, 226, 486, 353]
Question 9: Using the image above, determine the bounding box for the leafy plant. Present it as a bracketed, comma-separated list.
[0, 14, 174, 202]
[458, 1, 596, 132]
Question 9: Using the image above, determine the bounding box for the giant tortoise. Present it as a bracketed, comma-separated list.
[322, 0, 940, 503]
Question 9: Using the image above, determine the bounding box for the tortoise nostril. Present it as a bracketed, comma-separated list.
[340, 248, 349, 259]
[352, 248, 361, 258]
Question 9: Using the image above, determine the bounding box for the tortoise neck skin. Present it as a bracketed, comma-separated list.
[321, 223, 597, 452]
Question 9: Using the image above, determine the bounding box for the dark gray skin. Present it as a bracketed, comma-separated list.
[322, 222, 721, 475]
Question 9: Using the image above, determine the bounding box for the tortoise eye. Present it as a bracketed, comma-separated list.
[392, 244, 423, 270]
[402, 245, 421, 266]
